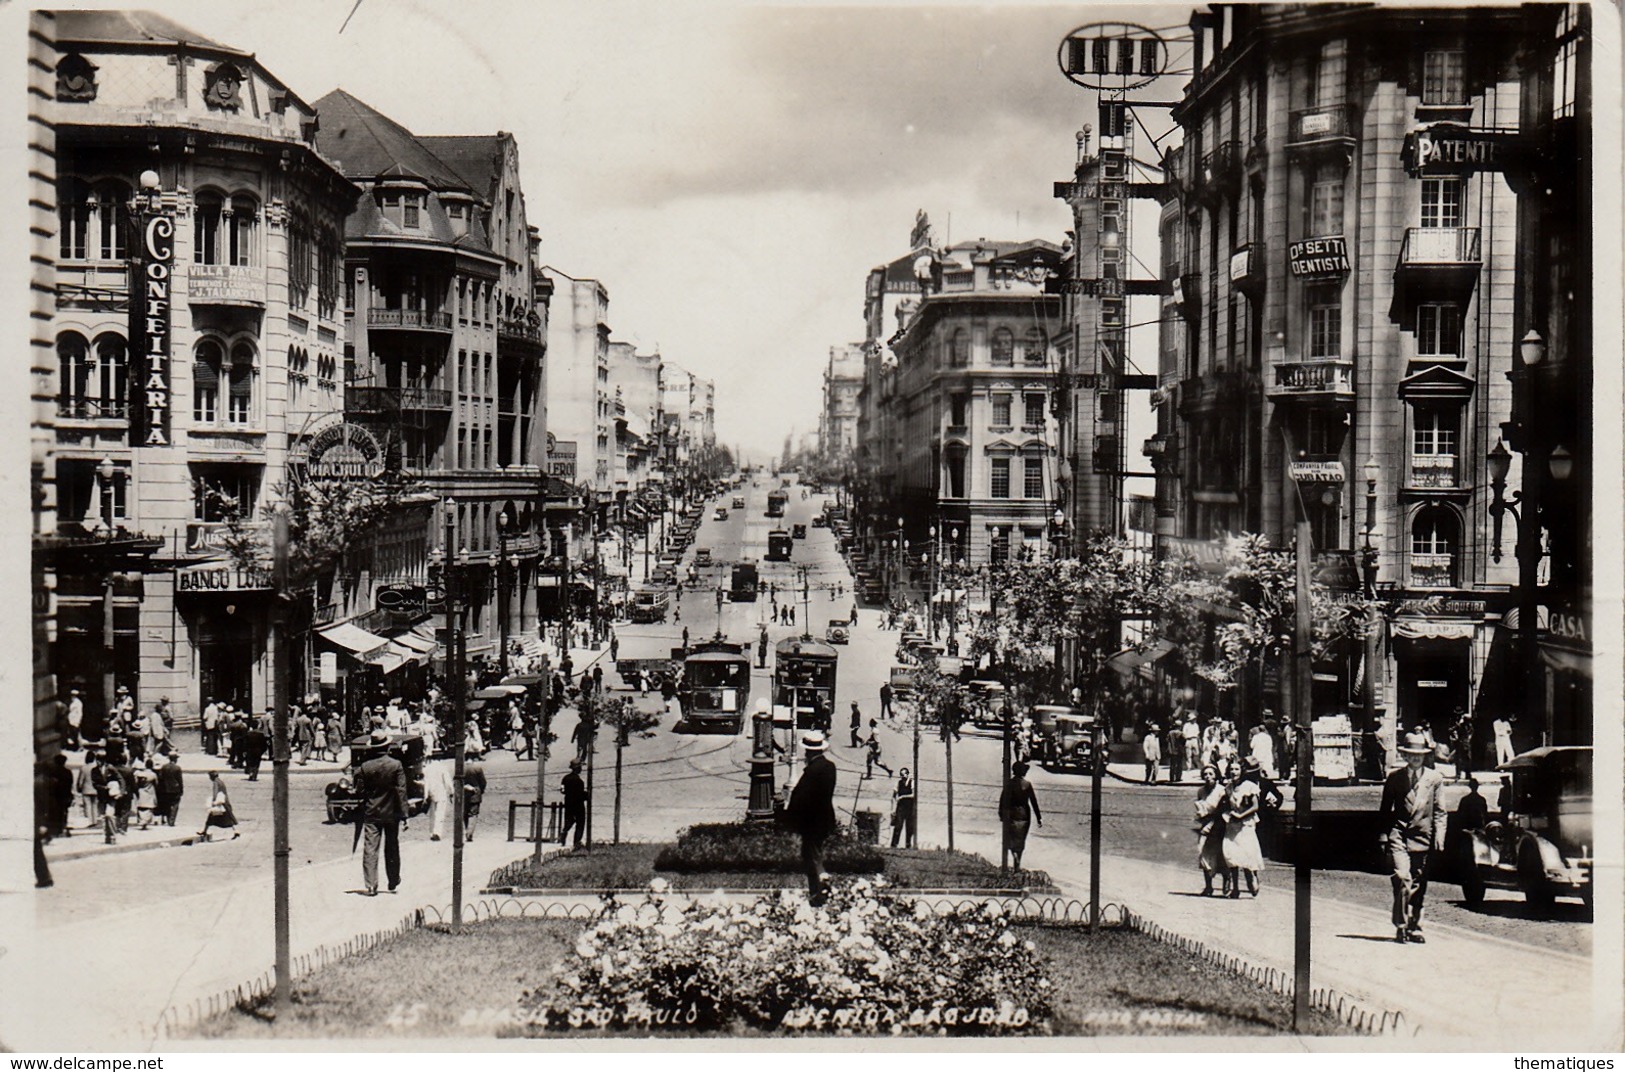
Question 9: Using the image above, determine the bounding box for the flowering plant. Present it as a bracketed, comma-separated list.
[519, 879, 1052, 1035]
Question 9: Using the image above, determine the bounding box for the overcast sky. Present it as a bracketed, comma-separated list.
[83, 0, 1189, 461]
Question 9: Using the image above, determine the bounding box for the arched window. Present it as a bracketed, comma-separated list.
[57, 178, 125, 260]
[194, 191, 224, 265]
[991, 328, 1014, 367]
[57, 332, 90, 417]
[93, 180, 130, 260]
[58, 178, 91, 260]
[193, 339, 223, 422]
[228, 342, 256, 424]
[950, 329, 970, 367]
[1022, 327, 1048, 365]
[95, 334, 128, 418]
[228, 194, 257, 266]
[1411, 507, 1459, 588]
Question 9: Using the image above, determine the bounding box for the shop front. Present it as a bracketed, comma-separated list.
[176, 562, 273, 715]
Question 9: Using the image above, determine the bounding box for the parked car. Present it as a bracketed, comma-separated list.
[713, 507, 729, 521]
[1460, 746, 1592, 912]
[792, 523, 807, 539]
[888, 664, 916, 700]
[968, 680, 1009, 730]
[1030, 706, 1095, 774]
[825, 619, 849, 645]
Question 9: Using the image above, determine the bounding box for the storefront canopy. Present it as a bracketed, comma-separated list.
[392, 631, 438, 655]
[1106, 639, 1178, 679]
[317, 622, 391, 658]
[366, 641, 427, 675]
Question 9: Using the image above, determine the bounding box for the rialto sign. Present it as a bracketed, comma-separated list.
[129, 213, 175, 446]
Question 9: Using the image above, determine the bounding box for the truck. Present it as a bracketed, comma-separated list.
[629, 589, 670, 623]
[730, 559, 760, 602]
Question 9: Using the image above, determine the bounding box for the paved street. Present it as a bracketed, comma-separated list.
[18, 475, 1597, 1048]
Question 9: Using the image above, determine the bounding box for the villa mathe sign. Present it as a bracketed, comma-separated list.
[128, 212, 175, 447]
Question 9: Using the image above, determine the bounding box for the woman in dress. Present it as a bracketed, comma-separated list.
[133, 758, 159, 830]
[311, 717, 328, 764]
[195, 770, 240, 842]
[1194, 764, 1229, 896]
[1221, 757, 1264, 897]
[998, 761, 1042, 872]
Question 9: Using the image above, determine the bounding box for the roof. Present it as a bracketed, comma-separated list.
[418, 135, 504, 199]
[312, 89, 470, 189]
[54, 10, 241, 55]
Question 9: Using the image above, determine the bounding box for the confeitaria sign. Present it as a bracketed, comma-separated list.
[1287, 236, 1349, 278]
[129, 213, 175, 447]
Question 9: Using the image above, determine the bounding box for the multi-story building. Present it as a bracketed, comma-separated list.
[607, 341, 662, 507]
[1157, 4, 1558, 756]
[40, 11, 357, 721]
[314, 92, 549, 663]
[658, 361, 716, 497]
[540, 267, 611, 498]
[882, 237, 1066, 565]
[821, 344, 865, 458]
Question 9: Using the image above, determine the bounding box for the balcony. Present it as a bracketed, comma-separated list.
[367, 308, 453, 334]
[1410, 553, 1456, 589]
[1287, 105, 1357, 155]
[1393, 227, 1482, 316]
[1229, 243, 1265, 296]
[57, 398, 129, 423]
[944, 424, 969, 440]
[1408, 453, 1460, 489]
[187, 264, 266, 308]
[1267, 359, 1355, 402]
[1196, 141, 1242, 203]
[345, 384, 454, 417]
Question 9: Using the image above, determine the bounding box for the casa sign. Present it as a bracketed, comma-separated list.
[129, 213, 175, 447]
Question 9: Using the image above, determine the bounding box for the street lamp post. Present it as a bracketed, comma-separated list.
[1360, 459, 1383, 780]
[96, 457, 118, 723]
[443, 500, 469, 933]
[1290, 484, 1314, 1030]
[497, 510, 511, 678]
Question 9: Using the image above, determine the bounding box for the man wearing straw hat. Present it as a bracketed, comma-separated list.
[786, 730, 838, 906]
[1378, 730, 1446, 944]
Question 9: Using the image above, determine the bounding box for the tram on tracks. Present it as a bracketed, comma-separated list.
[679, 639, 752, 733]
[773, 636, 838, 730]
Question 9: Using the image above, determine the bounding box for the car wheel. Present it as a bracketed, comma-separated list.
[1459, 854, 1486, 907]
[1518, 844, 1555, 914]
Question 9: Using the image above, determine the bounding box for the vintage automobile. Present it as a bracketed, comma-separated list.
[792, 523, 808, 540]
[1460, 746, 1592, 912]
[825, 618, 850, 645]
[713, 507, 729, 521]
[1030, 705, 1096, 774]
[630, 589, 671, 623]
[887, 663, 916, 700]
[324, 732, 428, 824]
[968, 680, 1008, 730]
[694, 547, 713, 567]
[732, 495, 746, 509]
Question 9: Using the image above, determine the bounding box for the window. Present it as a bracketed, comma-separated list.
[227, 342, 255, 424]
[1305, 409, 1346, 456]
[402, 197, 420, 229]
[94, 335, 128, 419]
[990, 526, 1010, 564]
[1024, 457, 1044, 499]
[288, 204, 313, 309]
[1421, 178, 1463, 228]
[1307, 283, 1341, 359]
[58, 178, 91, 260]
[59, 179, 130, 261]
[1310, 166, 1344, 236]
[1022, 328, 1047, 365]
[990, 328, 1013, 367]
[946, 449, 966, 497]
[1422, 48, 1465, 105]
[1024, 393, 1046, 427]
[950, 393, 968, 426]
[316, 225, 340, 319]
[227, 195, 256, 266]
[990, 457, 1011, 498]
[194, 192, 224, 265]
[1310, 498, 1343, 551]
[1411, 507, 1459, 587]
[192, 465, 260, 522]
[1311, 38, 1346, 108]
[991, 394, 1012, 427]
[1102, 300, 1124, 327]
[1417, 304, 1462, 356]
[1413, 407, 1459, 457]
[193, 340, 222, 422]
[57, 333, 90, 417]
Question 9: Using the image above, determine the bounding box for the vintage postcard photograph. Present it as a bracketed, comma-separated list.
[3, 0, 1618, 1055]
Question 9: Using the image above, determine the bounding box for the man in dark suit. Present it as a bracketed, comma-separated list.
[155, 752, 184, 826]
[559, 759, 587, 849]
[1379, 730, 1447, 944]
[357, 731, 408, 896]
[786, 731, 838, 905]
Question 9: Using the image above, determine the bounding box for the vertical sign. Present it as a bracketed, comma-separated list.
[129, 212, 175, 446]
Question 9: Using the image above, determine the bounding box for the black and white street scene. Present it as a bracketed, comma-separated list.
[7, 0, 1615, 1053]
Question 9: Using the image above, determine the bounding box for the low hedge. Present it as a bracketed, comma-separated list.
[653, 821, 884, 874]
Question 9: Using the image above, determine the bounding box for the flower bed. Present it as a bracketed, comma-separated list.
[653, 822, 883, 874]
[520, 879, 1051, 1035]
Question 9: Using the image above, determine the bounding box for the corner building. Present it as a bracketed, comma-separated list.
[43, 11, 356, 720]
[1157, 5, 1543, 756]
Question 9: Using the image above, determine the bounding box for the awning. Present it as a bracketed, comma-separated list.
[1540, 642, 1591, 677]
[1392, 619, 1475, 641]
[393, 632, 438, 655]
[366, 641, 426, 675]
[318, 622, 392, 658]
[1106, 639, 1178, 678]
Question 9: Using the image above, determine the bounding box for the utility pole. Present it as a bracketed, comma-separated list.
[1293, 517, 1314, 1029]
[446, 502, 467, 934]
[270, 506, 291, 1016]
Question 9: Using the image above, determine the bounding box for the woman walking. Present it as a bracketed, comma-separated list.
[998, 761, 1043, 872]
[1221, 758, 1264, 897]
[195, 770, 240, 842]
[1194, 764, 1229, 896]
[133, 758, 158, 830]
[890, 768, 916, 848]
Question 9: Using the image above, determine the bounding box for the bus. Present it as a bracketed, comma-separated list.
[680, 641, 752, 732]
[766, 490, 788, 517]
[730, 559, 760, 601]
[766, 529, 793, 562]
[773, 637, 839, 730]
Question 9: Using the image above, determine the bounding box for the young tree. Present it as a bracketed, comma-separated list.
[598, 695, 662, 844]
[909, 657, 971, 850]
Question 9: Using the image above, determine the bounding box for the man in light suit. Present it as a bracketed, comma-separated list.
[1378, 730, 1446, 944]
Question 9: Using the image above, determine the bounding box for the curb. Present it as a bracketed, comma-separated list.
[49, 831, 200, 862]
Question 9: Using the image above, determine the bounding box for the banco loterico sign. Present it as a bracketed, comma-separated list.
[129, 213, 175, 447]
[1402, 123, 1527, 176]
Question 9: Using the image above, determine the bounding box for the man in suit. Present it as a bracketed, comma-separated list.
[1378, 730, 1446, 944]
[559, 759, 588, 849]
[786, 731, 838, 905]
[155, 752, 184, 826]
[357, 731, 408, 896]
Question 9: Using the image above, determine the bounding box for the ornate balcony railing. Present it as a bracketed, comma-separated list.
[1268, 359, 1355, 398]
[367, 308, 453, 332]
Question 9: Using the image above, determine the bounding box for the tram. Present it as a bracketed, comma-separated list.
[679, 640, 752, 732]
[766, 529, 793, 561]
[731, 559, 759, 601]
[766, 489, 788, 518]
[773, 636, 839, 730]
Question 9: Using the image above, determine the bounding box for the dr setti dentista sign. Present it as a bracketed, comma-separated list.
[129, 212, 175, 447]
